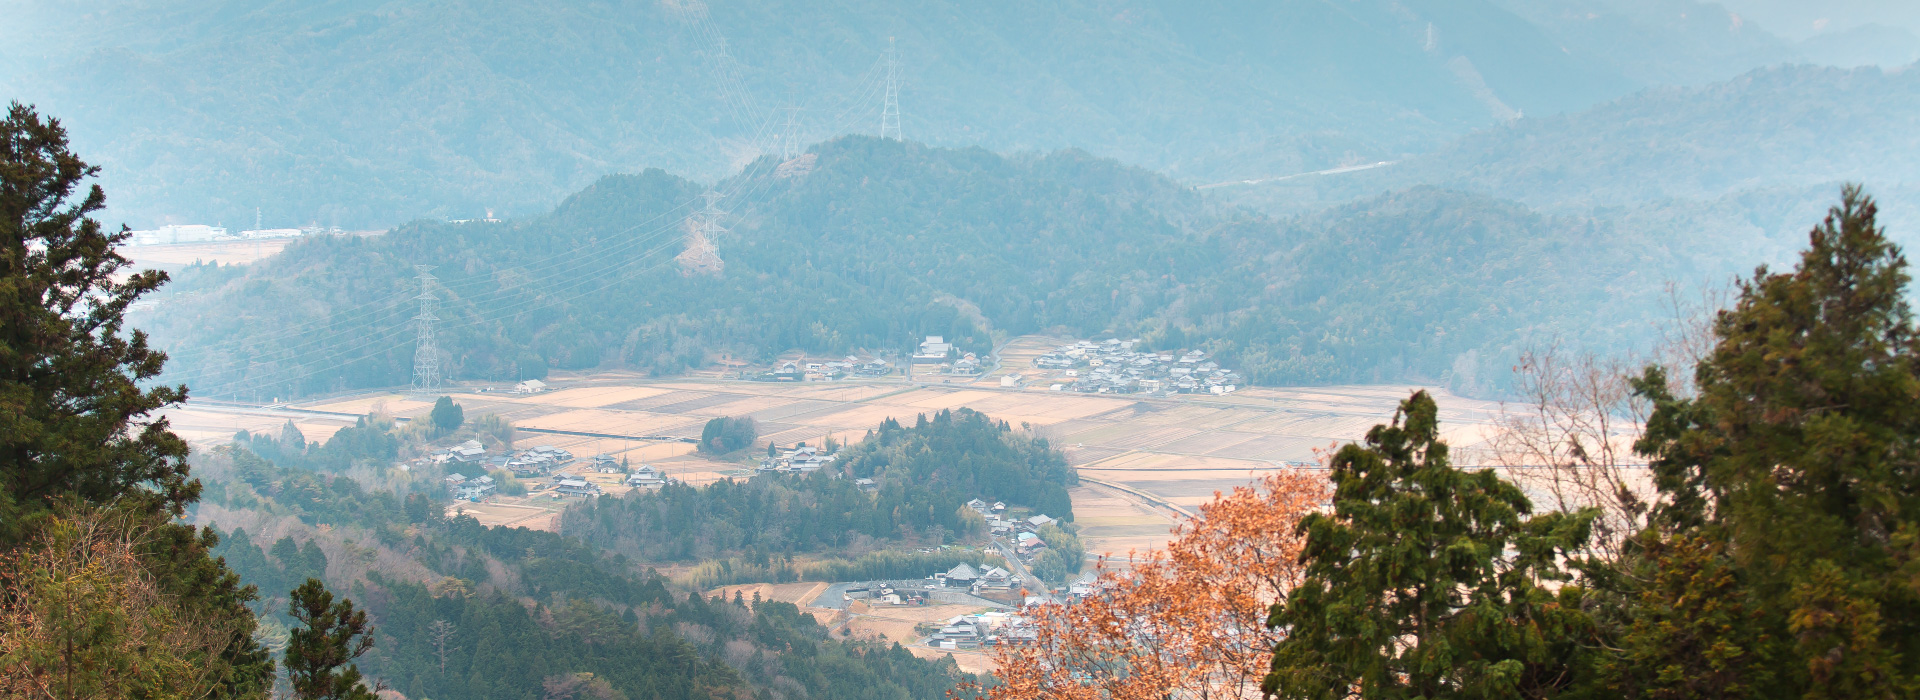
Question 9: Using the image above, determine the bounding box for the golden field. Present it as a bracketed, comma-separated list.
[165, 335, 1503, 560]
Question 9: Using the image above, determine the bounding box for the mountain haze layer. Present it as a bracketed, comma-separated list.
[140, 138, 1742, 399]
[0, 0, 1802, 229]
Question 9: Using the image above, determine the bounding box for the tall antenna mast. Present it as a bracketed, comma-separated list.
[411, 265, 442, 392]
[880, 37, 902, 141]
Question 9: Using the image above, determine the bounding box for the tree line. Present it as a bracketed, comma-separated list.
[982, 186, 1920, 699]
[568, 408, 1075, 564]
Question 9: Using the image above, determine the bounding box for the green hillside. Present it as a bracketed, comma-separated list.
[142, 137, 1731, 397]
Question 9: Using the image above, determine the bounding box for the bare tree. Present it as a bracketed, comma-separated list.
[427, 620, 457, 674]
[1485, 283, 1726, 561]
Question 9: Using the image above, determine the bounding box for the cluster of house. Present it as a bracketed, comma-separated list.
[937, 561, 1022, 591]
[433, 439, 492, 465]
[967, 499, 1063, 564]
[843, 581, 930, 606]
[504, 445, 575, 476]
[444, 473, 496, 501]
[756, 445, 840, 474]
[925, 611, 1037, 650]
[1034, 338, 1241, 395]
[909, 336, 985, 375]
[756, 356, 893, 382]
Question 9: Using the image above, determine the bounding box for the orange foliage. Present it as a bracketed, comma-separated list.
[966, 470, 1329, 700]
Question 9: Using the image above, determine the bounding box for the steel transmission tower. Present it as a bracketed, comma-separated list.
[700, 191, 727, 245]
[880, 37, 902, 140]
[411, 265, 442, 391]
[781, 105, 803, 159]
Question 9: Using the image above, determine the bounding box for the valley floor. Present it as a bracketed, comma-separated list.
[165, 338, 1503, 559]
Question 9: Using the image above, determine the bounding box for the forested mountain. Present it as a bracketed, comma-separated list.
[141, 137, 1739, 396]
[192, 447, 975, 700]
[1237, 64, 1920, 223]
[1, 0, 1804, 229]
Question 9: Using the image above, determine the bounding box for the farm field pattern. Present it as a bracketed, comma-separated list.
[163, 336, 1503, 559]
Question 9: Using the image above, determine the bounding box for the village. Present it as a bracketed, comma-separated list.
[435, 438, 677, 505]
[732, 334, 1245, 398]
[1028, 337, 1243, 395]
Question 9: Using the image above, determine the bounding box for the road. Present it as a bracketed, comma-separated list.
[1194, 160, 1398, 190]
[990, 536, 1055, 603]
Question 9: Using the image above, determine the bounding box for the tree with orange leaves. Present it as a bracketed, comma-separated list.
[965, 469, 1329, 700]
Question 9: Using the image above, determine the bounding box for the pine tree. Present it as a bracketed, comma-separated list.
[0, 103, 274, 697]
[1265, 390, 1599, 699]
[0, 102, 193, 543]
[286, 578, 378, 700]
[1622, 186, 1920, 697]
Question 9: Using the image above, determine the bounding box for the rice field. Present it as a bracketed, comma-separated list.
[173, 335, 1506, 559]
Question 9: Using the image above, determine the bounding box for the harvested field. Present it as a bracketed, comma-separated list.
[448, 501, 559, 531]
[1069, 484, 1179, 562]
[705, 582, 833, 606]
[515, 409, 702, 436]
[186, 334, 1507, 560]
[308, 394, 432, 416]
[123, 239, 296, 270]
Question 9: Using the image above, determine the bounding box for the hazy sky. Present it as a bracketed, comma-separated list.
[1717, 0, 1920, 40]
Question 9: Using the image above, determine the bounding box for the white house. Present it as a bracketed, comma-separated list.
[914, 336, 952, 361]
[513, 379, 547, 394]
[625, 465, 667, 490]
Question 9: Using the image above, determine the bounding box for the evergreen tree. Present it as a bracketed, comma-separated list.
[0, 102, 193, 543]
[429, 396, 463, 433]
[1264, 390, 1599, 699]
[0, 103, 274, 697]
[1620, 186, 1920, 696]
[286, 578, 378, 700]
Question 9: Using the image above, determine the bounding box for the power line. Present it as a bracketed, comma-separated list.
[880, 37, 902, 141]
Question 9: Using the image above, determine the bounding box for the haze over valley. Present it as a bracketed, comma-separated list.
[7, 2, 1920, 698]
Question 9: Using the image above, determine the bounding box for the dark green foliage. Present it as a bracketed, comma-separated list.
[0, 102, 194, 543]
[686, 550, 1002, 589]
[286, 578, 378, 700]
[1265, 390, 1599, 699]
[0, 103, 275, 697]
[698, 416, 755, 454]
[145, 140, 1678, 399]
[1028, 523, 1085, 585]
[841, 409, 1075, 519]
[205, 447, 977, 700]
[571, 408, 1072, 562]
[1618, 187, 1920, 697]
[430, 396, 464, 433]
[233, 415, 400, 473]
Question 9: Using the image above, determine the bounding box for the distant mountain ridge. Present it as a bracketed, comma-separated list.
[139, 137, 1742, 398]
[0, 0, 1806, 229]
[1229, 63, 1920, 248]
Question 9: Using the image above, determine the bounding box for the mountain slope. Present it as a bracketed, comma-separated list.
[139, 138, 1747, 398]
[4, 0, 1663, 228]
[1231, 63, 1920, 226]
